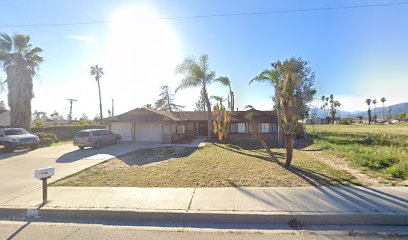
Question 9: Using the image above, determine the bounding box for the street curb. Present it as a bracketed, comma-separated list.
[0, 207, 407, 225]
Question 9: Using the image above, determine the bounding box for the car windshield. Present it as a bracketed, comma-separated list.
[5, 129, 29, 135]
[75, 132, 90, 137]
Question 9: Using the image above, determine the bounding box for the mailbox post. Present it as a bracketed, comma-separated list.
[34, 167, 55, 204]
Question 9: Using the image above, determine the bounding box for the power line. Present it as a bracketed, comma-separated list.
[1, 1, 407, 28]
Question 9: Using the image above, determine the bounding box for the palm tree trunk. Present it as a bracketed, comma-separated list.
[203, 86, 212, 140]
[275, 85, 282, 146]
[97, 79, 103, 125]
[284, 134, 294, 166]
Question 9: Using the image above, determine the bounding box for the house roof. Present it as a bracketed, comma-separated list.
[108, 108, 276, 123]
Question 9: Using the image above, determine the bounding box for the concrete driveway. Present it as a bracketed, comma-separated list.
[0, 142, 142, 204]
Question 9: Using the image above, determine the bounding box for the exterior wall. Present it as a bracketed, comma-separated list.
[229, 133, 278, 142]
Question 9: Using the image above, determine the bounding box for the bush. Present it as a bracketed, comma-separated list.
[387, 162, 408, 179]
[338, 119, 352, 125]
[32, 124, 105, 140]
[36, 132, 60, 143]
[39, 137, 54, 147]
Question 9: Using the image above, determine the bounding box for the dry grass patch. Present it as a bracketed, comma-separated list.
[53, 142, 361, 187]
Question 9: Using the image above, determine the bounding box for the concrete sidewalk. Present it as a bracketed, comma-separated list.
[1, 187, 407, 225]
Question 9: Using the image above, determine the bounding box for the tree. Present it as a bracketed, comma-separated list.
[80, 113, 88, 121]
[381, 97, 387, 120]
[328, 94, 341, 124]
[372, 99, 377, 121]
[244, 105, 254, 110]
[33, 110, 48, 122]
[210, 95, 225, 108]
[154, 85, 184, 112]
[215, 76, 234, 112]
[194, 89, 206, 112]
[320, 96, 329, 119]
[176, 54, 215, 140]
[275, 57, 316, 166]
[212, 103, 231, 141]
[0, 100, 6, 111]
[249, 68, 283, 145]
[0, 33, 43, 130]
[143, 104, 153, 109]
[90, 65, 104, 124]
[365, 98, 372, 124]
[50, 110, 63, 121]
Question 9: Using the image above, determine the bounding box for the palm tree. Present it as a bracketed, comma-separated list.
[90, 65, 104, 124]
[244, 105, 254, 110]
[365, 98, 372, 124]
[176, 54, 215, 140]
[215, 76, 234, 112]
[372, 99, 377, 122]
[321, 95, 326, 118]
[381, 97, 387, 120]
[0, 33, 43, 130]
[210, 95, 225, 108]
[249, 68, 282, 145]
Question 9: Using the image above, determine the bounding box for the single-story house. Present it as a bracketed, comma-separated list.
[107, 108, 278, 143]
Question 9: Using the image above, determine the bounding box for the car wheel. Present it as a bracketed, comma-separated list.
[79, 146, 85, 150]
[4, 143, 14, 153]
[30, 144, 38, 150]
[115, 138, 120, 144]
[94, 141, 101, 149]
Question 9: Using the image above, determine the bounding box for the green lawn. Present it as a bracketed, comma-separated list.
[53, 141, 361, 187]
[306, 124, 408, 182]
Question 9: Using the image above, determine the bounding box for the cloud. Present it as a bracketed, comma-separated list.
[64, 35, 94, 43]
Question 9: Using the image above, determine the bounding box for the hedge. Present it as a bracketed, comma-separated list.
[32, 125, 105, 140]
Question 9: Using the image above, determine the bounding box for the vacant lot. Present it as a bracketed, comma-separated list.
[306, 124, 408, 183]
[53, 142, 360, 187]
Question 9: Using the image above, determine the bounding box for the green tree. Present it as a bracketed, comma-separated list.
[0, 33, 43, 130]
[154, 85, 184, 112]
[90, 65, 104, 124]
[244, 105, 254, 110]
[50, 110, 63, 121]
[214, 76, 234, 112]
[249, 68, 283, 145]
[381, 97, 387, 120]
[372, 99, 377, 121]
[365, 98, 372, 124]
[142, 104, 153, 109]
[194, 89, 206, 111]
[32, 110, 48, 122]
[210, 95, 225, 108]
[275, 57, 316, 166]
[176, 54, 215, 140]
[328, 94, 341, 124]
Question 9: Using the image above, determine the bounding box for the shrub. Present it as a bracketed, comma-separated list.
[32, 124, 105, 140]
[338, 119, 351, 125]
[387, 162, 408, 179]
[39, 137, 54, 147]
[36, 132, 60, 143]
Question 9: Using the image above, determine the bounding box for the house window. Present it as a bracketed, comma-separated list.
[229, 123, 238, 133]
[238, 123, 246, 133]
[176, 125, 185, 134]
[260, 123, 270, 133]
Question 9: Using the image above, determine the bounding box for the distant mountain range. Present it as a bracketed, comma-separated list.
[311, 102, 408, 118]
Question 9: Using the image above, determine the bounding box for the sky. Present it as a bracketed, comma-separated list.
[1, 0, 407, 118]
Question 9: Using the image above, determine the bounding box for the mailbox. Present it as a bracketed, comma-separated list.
[35, 167, 55, 180]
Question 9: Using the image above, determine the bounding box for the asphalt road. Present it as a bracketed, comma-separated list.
[0, 142, 141, 204]
[1, 221, 407, 240]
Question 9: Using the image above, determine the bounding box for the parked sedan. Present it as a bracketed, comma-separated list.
[73, 129, 121, 149]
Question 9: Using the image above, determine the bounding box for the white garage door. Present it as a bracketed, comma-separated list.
[111, 122, 132, 141]
[134, 122, 162, 142]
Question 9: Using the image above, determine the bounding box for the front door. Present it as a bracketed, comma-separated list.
[198, 122, 208, 136]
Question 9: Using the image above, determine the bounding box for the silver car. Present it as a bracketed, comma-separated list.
[0, 128, 40, 152]
[73, 129, 121, 149]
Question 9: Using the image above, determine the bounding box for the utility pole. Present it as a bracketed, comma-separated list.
[112, 99, 114, 117]
[67, 98, 77, 124]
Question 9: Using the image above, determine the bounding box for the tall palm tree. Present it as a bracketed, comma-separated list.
[321, 95, 326, 118]
[210, 95, 225, 108]
[176, 54, 215, 140]
[249, 69, 282, 145]
[90, 65, 104, 124]
[0, 33, 43, 130]
[372, 99, 377, 121]
[215, 76, 234, 112]
[365, 98, 372, 125]
[381, 97, 387, 120]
